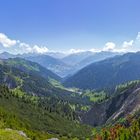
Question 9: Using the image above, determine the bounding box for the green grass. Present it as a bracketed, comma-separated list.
[6, 59, 40, 72]
[0, 129, 29, 140]
[49, 78, 65, 89]
[81, 90, 108, 103]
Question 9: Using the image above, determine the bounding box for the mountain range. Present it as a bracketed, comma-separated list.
[0, 51, 120, 77]
[64, 52, 140, 90]
[25, 55, 72, 77]
[0, 51, 140, 139]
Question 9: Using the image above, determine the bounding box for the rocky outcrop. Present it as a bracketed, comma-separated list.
[107, 87, 140, 123]
[81, 84, 140, 126]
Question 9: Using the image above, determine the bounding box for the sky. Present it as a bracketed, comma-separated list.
[0, 0, 140, 54]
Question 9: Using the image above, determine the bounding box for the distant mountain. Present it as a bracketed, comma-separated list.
[61, 51, 94, 66]
[0, 51, 120, 78]
[61, 51, 119, 76]
[46, 52, 67, 59]
[0, 52, 38, 59]
[0, 52, 16, 59]
[25, 55, 72, 77]
[64, 52, 140, 89]
[76, 51, 119, 69]
[0, 52, 74, 77]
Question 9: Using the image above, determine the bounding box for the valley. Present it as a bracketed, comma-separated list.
[0, 1, 140, 139]
[0, 52, 140, 140]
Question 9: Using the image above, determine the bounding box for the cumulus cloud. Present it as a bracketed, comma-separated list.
[0, 33, 49, 54]
[15, 40, 49, 54]
[103, 42, 116, 51]
[122, 40, 134, 49]
[19, 42, 30, 48]
[25, 45, 49, 54]
[1, 32, 140, 54]
[0, 33, 17, 47]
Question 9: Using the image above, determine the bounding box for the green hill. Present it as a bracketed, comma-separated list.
[3, 57, 61, 81]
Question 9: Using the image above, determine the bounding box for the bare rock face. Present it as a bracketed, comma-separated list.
[107, 87, 140, 123]
[81, 84, 140, 126]
[81, 102, 109, 126]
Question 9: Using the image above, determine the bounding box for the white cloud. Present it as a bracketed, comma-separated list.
[90, 48, 101, 52]
[0, 33, 17, 47]
[25, 45, 49, 54]
[0, 33, 49, 54]
[18, 41, 49, 54]
[122, 40, 134, 49]
[1, 32, 140, 54]
[19, 42, 30, 48]
[103, 42, 116, 51]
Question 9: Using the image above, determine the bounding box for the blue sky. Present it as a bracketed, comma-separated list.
[0, 0, 140, 54]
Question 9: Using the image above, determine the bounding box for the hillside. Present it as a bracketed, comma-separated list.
[94, 114, 140, 140]
[81, 81, 140, 127]
[0, 85, 93, 140]
[64, 52, 140, 89]
[0, 58, 95, 121]
[0, 58, 89, 104]
[0, 58, 60, 96]
[0, 80, 140, 140]
[3, 57, 61, 81]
